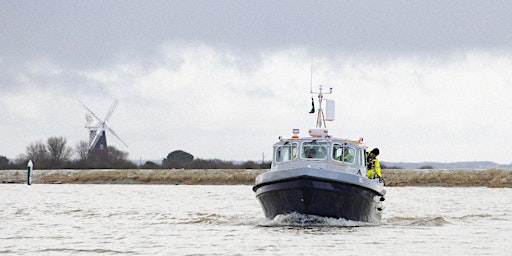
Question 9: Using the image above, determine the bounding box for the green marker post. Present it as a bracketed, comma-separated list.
[27, 160, 33, 185]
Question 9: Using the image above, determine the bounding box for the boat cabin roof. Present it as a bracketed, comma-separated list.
[275, 136, 365, 147]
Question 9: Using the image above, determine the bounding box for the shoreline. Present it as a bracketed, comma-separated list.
[1, 169, 511, 188]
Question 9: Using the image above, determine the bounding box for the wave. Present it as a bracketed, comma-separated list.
[453, 213, 492, 220]
[176, 212, 259, 226]
[387, 213, 498, 226]
[37, 248, 138, 254]
[174, 212, 375, 227]
[385, 216, 450, 226]
[178, 213, 224, 224]
[258, 213, 380, 227]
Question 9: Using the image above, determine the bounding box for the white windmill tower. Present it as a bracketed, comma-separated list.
[79, 99, 128, 151]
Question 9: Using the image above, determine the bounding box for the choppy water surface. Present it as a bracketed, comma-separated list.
[1, 185, 511, 255]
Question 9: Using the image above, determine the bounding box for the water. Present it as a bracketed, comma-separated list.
[1, 185, 511, 255]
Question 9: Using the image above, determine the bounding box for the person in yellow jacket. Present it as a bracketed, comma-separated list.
[367, 148, 382, 179]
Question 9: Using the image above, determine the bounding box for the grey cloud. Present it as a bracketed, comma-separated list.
[2, 0, 512, 92]
[3, 0, 512, 68]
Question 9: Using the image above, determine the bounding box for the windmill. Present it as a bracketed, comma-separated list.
[79, 99, 128, 151]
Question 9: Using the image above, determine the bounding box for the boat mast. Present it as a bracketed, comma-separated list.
[308, 30, 333, 129]
[312, 85, 332, 128]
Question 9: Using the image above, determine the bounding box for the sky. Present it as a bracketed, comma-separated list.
[2, 0, 512, 164]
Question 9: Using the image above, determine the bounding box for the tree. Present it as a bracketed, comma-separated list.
[85, 146, 136, 169]
[23, 137, 74, 169]
[0, 155, 9, 169]
[25, 141, 50, 168]
[47, 137, 73, 161]
[162, 150, 194, 168]
[141, 161, 160, 169]
[75, 140, 90, 160]
[239, 160, 260, 169]
[260, 161, 271, 169]
[13, 154, 28, 168]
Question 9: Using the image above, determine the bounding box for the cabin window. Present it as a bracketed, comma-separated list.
[332, 144, 355, 164]
[362, 149, 368, 167]
[275, 142, 298, 162]
[301, 140, 328, 159]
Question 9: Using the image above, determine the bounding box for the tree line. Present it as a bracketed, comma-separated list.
[154, 150, 270, 169]
[0, 136, 270, 170]
[0, 136, 136, 169]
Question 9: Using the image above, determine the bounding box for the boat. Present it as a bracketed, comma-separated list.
[252, 85, 386, 223]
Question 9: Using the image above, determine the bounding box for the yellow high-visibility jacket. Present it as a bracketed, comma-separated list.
[367, 157, 382, 179]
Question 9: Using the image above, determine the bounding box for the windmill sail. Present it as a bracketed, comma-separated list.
[79, 99, 128, 150]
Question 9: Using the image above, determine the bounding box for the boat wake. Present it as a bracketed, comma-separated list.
[385, 216, 450, 226]
[259, 212, 381, 227]
[176, 212, 260, 226]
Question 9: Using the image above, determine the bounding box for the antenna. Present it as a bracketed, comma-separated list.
[309, 27, 314, 94]
[309, 27, 316, 114]
[307, 27, 335, 128]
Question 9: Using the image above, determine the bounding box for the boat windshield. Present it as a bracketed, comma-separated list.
[275, 142, 298, 162]
[332, 143, 356, 164]
[301, 140, 328, 159]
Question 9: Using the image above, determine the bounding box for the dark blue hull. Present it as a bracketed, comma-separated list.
[253, 176, 383, 222]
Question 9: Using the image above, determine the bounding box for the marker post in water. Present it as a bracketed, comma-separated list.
[27, 160, 33, 185]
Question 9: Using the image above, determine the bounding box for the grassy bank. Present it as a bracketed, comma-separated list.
[1, 169, 511, 187]
[382, 169, 512, 188]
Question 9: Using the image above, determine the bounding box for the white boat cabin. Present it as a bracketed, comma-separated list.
[271, 130, 369, 177]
